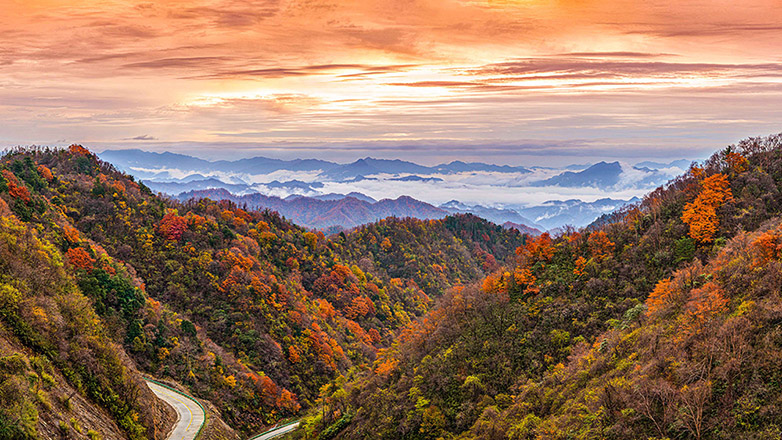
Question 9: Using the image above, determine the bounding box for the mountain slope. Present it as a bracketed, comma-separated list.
[1, 145, 527, 436]
[0, 194, 175, 439]
[292, 133, 782, 440]
[502, 221, 543, 236]
[483, 222, 782, 439]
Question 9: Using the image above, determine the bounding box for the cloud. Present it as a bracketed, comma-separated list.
[319, 174, 650, 207]
[123, 56, 232, 70]
[556, 51, 677, 58]
[192, 63, 415, 80]
[2, 0, 782, 165]
[387, 81, 477, 88]
[469, 58, 782, 78]
[125, 135, 158, 141]
[619, 22, 782, 39]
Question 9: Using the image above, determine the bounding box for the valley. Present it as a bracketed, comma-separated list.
[4, 0, 781, 438]
[1, 134, 782, 439]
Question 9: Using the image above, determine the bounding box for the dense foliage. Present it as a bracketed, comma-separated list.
[5, 134, 782, 439]
[0, 206, 170, 439]
[0, 145, 523, 436]
[291, 134, 782, 439]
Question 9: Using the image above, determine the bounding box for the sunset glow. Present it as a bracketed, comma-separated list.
[2, 0, 782, 163]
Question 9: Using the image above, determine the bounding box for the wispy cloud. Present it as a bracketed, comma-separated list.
[123, 56, 233, 70]
[1, 0, 781, 162]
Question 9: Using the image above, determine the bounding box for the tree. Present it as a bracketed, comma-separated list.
[646, 277, 678, 316]
[751, 227, 782, 263]
[276, 389, 301, 413]
[37, 165, 54, 182]
[587, 231, 614, 259]
[678, 282, 728, 341]
[681, 173, 733, 243]
[66, 247, 95, 271]
[573, 256, 587, 276]
[1, 170, 31, 203]
[518, 233, 554, 262]
[679, 380, 712, 440]
[68, 144, 91, 156]
[156, 212, 187, 241]
[724, 151, 748, 173]
[62, 224, 80, 243]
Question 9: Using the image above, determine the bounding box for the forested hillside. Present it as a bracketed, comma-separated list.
[0, 145, 523, 437]
[0, 164, 175, 439]
[291, 134, 782, 440]
[4, 135, 782, 440]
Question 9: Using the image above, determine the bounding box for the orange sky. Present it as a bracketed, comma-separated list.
[2, 0, 782, 163]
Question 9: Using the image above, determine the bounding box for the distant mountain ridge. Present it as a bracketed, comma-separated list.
[145, 178, 252, 194]
[501, 221, 543, 236]
[534, 161, 624, 188]
[634, 158, 692, 170]
[99, 149, 532, 181]
[99, 149, 684, 231]
[513, 197, 641, 229]
[531, 161, 669, 189]
[440, 200, 543, 230]
[176, 189, 450, 229]
[308, 192, 377, 203]
[173, 189, 567, 232]
[100, 149, 679, 192]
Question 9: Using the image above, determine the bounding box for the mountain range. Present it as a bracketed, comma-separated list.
[532, 161, 672, 189]
[175, 189, 449, 230]
[171, 187, 631, 232]
[0, 144, 528, 439]
[2, 135, 780, 440]
[99, 149, 532, 181]
[165, 187, 636, 232]
[512, 197, 642, 230]
[99, 149, 689, 231]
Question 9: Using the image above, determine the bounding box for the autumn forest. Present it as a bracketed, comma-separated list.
[2, 134, 782, 440]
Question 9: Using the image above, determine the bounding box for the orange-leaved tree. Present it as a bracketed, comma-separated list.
[517, 232, 554, 262]
[750, 226, 782, 264]
[66, 247, 95, 271]
[724, 151, 749, 173]
[68, 144, 92, 156]
[156, 211, 187, 241]
[573, 256, 587, 277]
[681, 173, 733, 243]
[646, 277, 681, 316]
[587, 230, 615, 259]
[678, 282, 729, 341]
[1, 170, 31, 203]
[37, 164, 54, 182]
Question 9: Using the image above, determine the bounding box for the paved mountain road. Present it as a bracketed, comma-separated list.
[249, 421, 301, 440]
[146, 379, 205, 440]
[146, 378, 300, 440]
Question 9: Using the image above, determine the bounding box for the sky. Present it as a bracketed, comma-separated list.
[2, 0, 782, 165]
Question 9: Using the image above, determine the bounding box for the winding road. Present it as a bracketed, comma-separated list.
[145, 378, 299, 440]
[145, 379, 205, 440]
[249, 421, 301, 440]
